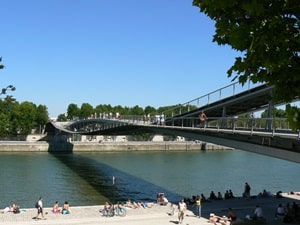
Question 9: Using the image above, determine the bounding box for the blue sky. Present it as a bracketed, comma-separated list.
[1, 0, 239, 117]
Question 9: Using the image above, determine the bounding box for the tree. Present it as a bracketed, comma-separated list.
[57, 113, 67, 122]
[80, 103, 94, 118]
[94, 104, 113, 115]
[130, 105, 144, 115]
[66, 103, 80, 120]
[193, 0, 300, 128]
[35, 105, 49, 133]
[0, 113, 11, 137]
[286, 104, 300, 130]
[261, 107, 287, 118]
[11, 101, 37, 135]
[144, 105, 157, 116]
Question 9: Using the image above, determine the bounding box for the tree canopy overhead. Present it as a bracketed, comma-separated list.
[193, 0, 300, 103]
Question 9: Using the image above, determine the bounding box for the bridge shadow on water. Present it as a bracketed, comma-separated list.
[49, 147, 183, 204]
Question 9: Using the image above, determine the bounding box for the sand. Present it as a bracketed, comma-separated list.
[1, 192, 299, 225]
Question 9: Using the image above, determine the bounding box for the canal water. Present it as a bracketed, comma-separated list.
[0, 149, 299, 208]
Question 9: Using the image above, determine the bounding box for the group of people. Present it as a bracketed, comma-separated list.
[34, 197, 71, 220]
[210, 205, 264, 225]
[198, 182, 252, 202]
[206, 190, 235, 201]
[52, 200, 71, 214]
[186, 189, 236, 205]
[125, 199, 154, 209]
[209, 207, 237, 225]
[209, 200, 300, 224]
[209, 208, 237, 225]
[170, 196, 202, 224]
[274, 202, 299, 223]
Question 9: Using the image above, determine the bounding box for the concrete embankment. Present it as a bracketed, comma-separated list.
[0, 141, 232, 152]
[1, 193, 299, 225]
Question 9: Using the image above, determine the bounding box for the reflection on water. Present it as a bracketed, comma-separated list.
[0, 150, 299, 208]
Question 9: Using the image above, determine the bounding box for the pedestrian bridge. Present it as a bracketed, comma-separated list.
[45, 82, 300, 163]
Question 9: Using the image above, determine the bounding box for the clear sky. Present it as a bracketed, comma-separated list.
[1, 0, 239, 117]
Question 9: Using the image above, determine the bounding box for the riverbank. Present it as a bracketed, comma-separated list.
[0, 141, 232, 152]
[1, 193, 299, 225]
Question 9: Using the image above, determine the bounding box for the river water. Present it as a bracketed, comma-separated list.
[0, 149, 299, 208]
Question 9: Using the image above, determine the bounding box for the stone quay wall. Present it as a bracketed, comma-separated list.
[0, 141, 232, 152]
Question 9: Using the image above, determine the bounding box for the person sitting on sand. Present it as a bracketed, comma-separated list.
[217, 192, 223, 200]
[1, 204, 20, 213]
[209, 191, 217, 200]
[100, 201, 112, 215]
[275, 203, 285, 218]
[157, 193, 168, 206]
[11, 204, 20, 214]
[0, 206, 10, 213]
[162, 195, 169, 206]
[209, 213, 219, 224]
[61, 201, 70, 214]
[227, 208, 237, 222]
[140, 202, 153, 208]
[52, 201, 61, 213]
[201, 193, 208, 202]
[125, 199, 137, 208]
[209, 213, 230, 225]
[252, 204, 263, 220]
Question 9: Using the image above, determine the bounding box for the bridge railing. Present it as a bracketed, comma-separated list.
[163, 81, 263, 118]
[163, 116, 294, 133]
[66, 115, 296, 136]
[116, 115, 293, 133]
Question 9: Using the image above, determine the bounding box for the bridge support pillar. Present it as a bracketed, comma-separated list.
[221, 106, 227, 128]
[266, 91, 274, 131]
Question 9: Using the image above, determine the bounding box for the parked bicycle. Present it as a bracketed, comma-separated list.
[114, 203, 126, 217]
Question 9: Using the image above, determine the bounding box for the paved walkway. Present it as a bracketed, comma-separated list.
[0, 204, 206, 225]
[1, 192, 299, 225]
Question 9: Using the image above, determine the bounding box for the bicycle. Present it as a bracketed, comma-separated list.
[100, 203, 114, 217]
[99, 203, 126, 217]
[114, 203, 126, 217]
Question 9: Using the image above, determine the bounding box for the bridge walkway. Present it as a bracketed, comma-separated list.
[44, 82, 300, 162]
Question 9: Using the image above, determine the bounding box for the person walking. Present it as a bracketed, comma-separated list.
[199, 110, 208, 128]
[178, 199, 187, 224]
[35, 196, 46, 220]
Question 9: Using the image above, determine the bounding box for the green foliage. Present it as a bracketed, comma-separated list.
[67, 103, 80, 120]
[144, 105, 156, 116]
[57, 113, 67, 122]
[0, 99, 48, 137]
[0, 113, 12, 136]
[36, 105, 49, 125]
[130, 105, 144, 115]
[80, 103, 94, 118]
[193, 0, 300, 128]
[286, 104, 300, 130]
[261, 107, 287, 118]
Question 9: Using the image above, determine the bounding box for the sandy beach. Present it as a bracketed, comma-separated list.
[1, 192, 299, 225]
